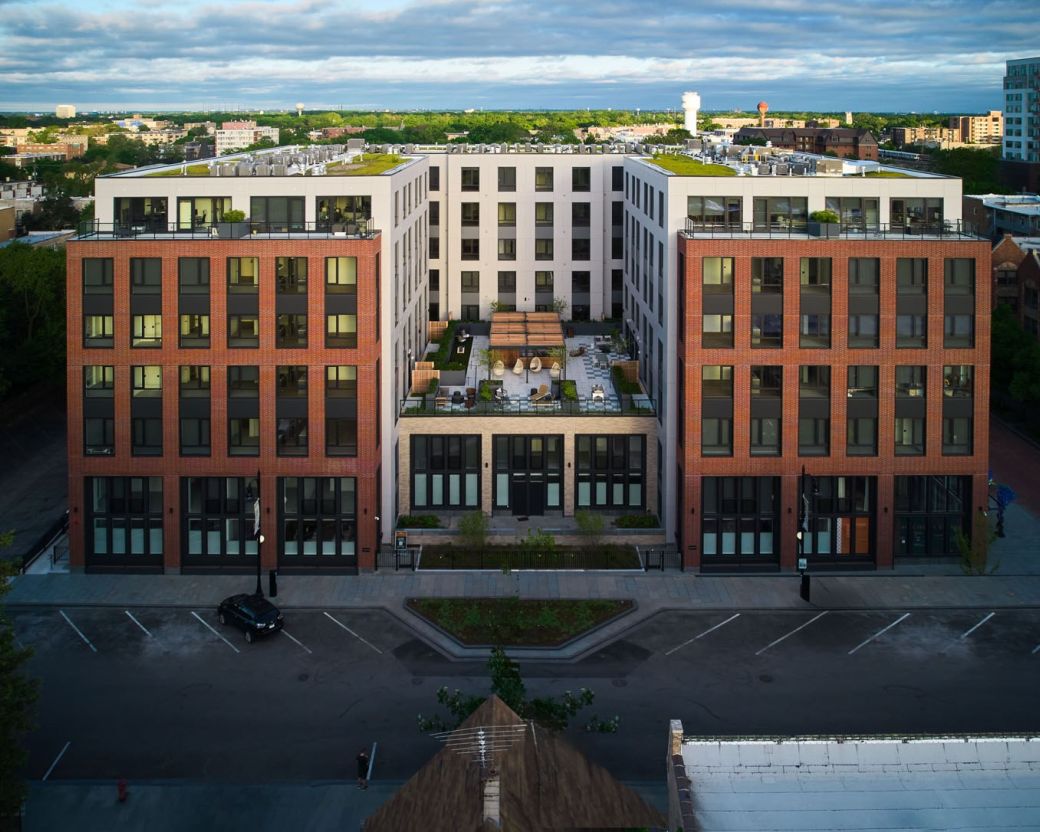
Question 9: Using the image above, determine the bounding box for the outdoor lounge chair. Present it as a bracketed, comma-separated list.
[530, 383, 551, 402]
[549, 362, 561, 379]
[529, 356, 543, 373]
[493, 360, 505, 377]
[513, 358, 524, 375]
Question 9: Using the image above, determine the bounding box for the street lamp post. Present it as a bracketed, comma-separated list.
[251, 470, 263, 597]
[797, 466, 811, 603]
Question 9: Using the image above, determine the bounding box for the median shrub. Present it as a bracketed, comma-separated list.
[613, 513, 659, 529]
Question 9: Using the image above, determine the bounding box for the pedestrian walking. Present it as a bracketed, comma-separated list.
[356, 747, 370, 789]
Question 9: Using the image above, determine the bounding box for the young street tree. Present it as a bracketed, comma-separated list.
[418, 647, 618, 735]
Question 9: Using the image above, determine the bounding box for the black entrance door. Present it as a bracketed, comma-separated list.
[511, 475, 530, 516]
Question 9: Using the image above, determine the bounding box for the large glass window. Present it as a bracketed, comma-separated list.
[177, 197, 231, 229]
[280, 477, 356, 559]
[825, 196, 879, 230]
[179, 257, 210, 294]
[802, 476, 875, 562]
[130, 258, 162, 294]
[894, 476, 970, 558]
[83, 258, 113, 294]
[250, 196, 304, 231]
[687, 196, 742, 229]
[276, 257, 307, 294]
[325, 256, 357, 293]
[131, 314, 162, 348]
[228, 315, 259, 348]
[534, 167, 553, 192]
[180, 314, 209, 348]
[84, 315, 114, 348]
[572, 167, 591, 192]
[326, 314, 357, 348]
[897, 258, 927, 293]
[701, 477, 779, 564]
[227, 257, 259, 292]
[891, 198, 943, 231]
[316, 195, 371, 228]
[702, 257, 734, 293]
[753, 197, 807, 231]
[87, 477, 163, 560]
[751, 257, 783, 293]
[945, 258, 975, 295]
[183, 476, 259, 559]
[412, 435, 480, 509]
[575, 436, 644, 509]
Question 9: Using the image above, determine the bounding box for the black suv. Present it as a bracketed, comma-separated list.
[217, 594, 284, 643]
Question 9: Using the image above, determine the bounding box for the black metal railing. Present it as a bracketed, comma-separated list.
[75, 220, 380, 241]
[19, 510, 70, 573]
[375, 546, 418, 571]
[682, 219, 982, 240]
[399, 394, 654, 417]
[417, 546, 641, 571]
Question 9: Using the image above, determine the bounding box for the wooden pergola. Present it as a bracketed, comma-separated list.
[488, 311, 565, 355]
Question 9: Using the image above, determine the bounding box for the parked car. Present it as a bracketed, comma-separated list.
[217, 593, 284, 643]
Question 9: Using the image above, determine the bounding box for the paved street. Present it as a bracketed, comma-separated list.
[14, 603, 1040, 792]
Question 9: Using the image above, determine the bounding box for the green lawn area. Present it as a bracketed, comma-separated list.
[326, 153, 406, 176]
[146, 164, 211, 177]
[646, 155, 737, 176]
[407, 597, 633, 646]
[864, 170, 911, 178]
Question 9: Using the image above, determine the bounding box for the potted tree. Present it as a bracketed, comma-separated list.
[217, 209, 249, 239]
[808, 209, 841, 238]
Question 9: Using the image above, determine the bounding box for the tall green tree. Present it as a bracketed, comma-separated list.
[0, 542, 40, 822]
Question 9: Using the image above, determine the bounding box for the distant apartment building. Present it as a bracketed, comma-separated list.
[66, 139, 987, 575]
[215, 122, 281, 156]
[950, 111, 1003, 144]
[55, 104, 77, 119]
[733, 127, 879, 160]
[135, 130, 189, 147]
[964, 193, 1040, 239]
[1003, 56, 1040, 191]
[892, 126, 959, 149]
[15, 137, 88, 160]
[0, 204, 15, 241]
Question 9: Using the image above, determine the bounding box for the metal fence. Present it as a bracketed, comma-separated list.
[416, 547, 641, 571]
[375, 545, 419, 571]
[399, 395, 654, 417]
[75, 220, 380, 241]
[19, 510, 70, 573]
[682, 219, 981, 241]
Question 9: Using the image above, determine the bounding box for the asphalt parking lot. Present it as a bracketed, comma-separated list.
[12, 604, 1040, 784]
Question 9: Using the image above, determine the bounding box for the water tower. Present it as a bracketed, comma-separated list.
[295, 102, 305, 118]
[757, 100, 769, 127]
[681, 91, 701, 137]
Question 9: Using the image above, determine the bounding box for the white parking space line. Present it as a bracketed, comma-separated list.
[280, 629, 312, 654]
[323, 611, 384, 654]
[755, 611, 829, 656]
[42, 741, 70, 781]
[59, 610, 97, 653]
[665, 614, 741, 656]
[190, 611, 240, 653]
[959, 612, 995, 640]
[368, 742, 377, 780]
[848, 613, 911, 655]
[1032, 642, 1040, 655]
[125, 610, 153, 638]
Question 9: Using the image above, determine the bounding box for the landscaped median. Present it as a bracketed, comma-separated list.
[407, 597, 634, 647]
[417, 543, 641, 570]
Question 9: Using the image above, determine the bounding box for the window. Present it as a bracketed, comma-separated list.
[85, 417, 115, 456]
[891, 197, 943, 230]
[751, 257, 783, 293]
[317, 195, 371, 228]
[702, 314, 733, 347]
[753, 197, 807, 231]
[228, 257, 259, 292]
[228, 315, 259, 348]
[429, 202, 440, 226]
[84, 365, 114, 397]
[131, 314, 162, 348]
[461, 202, 479, 227]
[326, 314, 358, 348]
[276, 257, 307, 294]
[701, 365, 733, 397]
[178, 257, 210, 293]
[325, 256, 357, 293]
[229, 417, 261, 456]
[750, 418, 781, 456]
[498, 239, 516, 261]
[800, 365, 830, 397]
[131, 365, 162, 397]
[498, 203, 516, 226]
[574, 436, 644, 509]
[896, 314, 926, 347]
[460, 167, 479, 191]
[131, 417, 162, 456]
[572, 271, 591, 293]
[277, 417, 308, 456]
[751, 314, 782, 348]
[944, 314, 974, 347]
[87, 477, 163, 558]
[535, 167, 553, 191]
[847, 417, 877, 456]
[848, 258, 879, 294]
[701, 477, 779, 562]
[83, 258, 114, 294]
[572, 167, 591, 192]
[897, 258, 927, 293]
[572, 202, 591, 228]
[571, 238, 591, 260]
[535, 202, 554, 226]
[276, 314, 307, 348]
[412, 435, 481, 509]
[280, 477, 357, 557]
[943, 365, 973, 397]
[942, 417, 973, 455]
[895, 417, 925, 455]
[180, 365, 210, 397]
[326, 365, 357, 397]
[945, 258, 975, 295]
[326, 418, 357, 456]
[687, 196, 741, 229]
[702, 418, 733, 456]
[801, 477, 874, 560]
[250, 196, 304, 231]
[535, 271, 554, 292]
[896, 366, 926, 397]
[460, 271, 480, 293]
[461, 305, 480, 321]
[611, 166, 623, 191]
[183, 476, 260, 558]
[799, 417, 830, 456]
[800, 257, 831, 289]
[498, 167, 516, 192]
[498, 271, 516, 292]
[535, 239, 554, 260]
[751, 365, 782, 396]
[702, 257, 734, 292]
[461, 238, 480, 260]
[847, 366, 878, 397]
[177, 196, 231, 229]
[848, 314, 879, 348]
[799, 314, 830, 348]
[179, 314, 210, 347]
[130, 258, 161, 294]
[825, 196, 879, 230]
[894, 476, 970, 557]
[228, 366, 259, 397]
[429, 237, 440, 259]
[429, 166, 440, 191]
[85, 316, 112, 350]
[181, 417, 211, 456]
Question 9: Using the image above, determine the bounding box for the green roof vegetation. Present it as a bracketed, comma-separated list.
[326, 153, 405, 176]
[646, 154, 737, 176]
[864, 170, 911, 178]
[146, 164, 211, 177]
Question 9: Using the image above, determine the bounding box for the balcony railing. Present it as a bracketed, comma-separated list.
[74, 220, 380, 241]
[682, 219, 982, 241]
[399, 394, 655, 417]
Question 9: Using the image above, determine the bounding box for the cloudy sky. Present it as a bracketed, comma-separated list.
[1, 0, 1037, 112]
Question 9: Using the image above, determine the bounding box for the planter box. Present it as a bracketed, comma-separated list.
[808, 221, 840, 238]
[216, 221, 250, 239]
